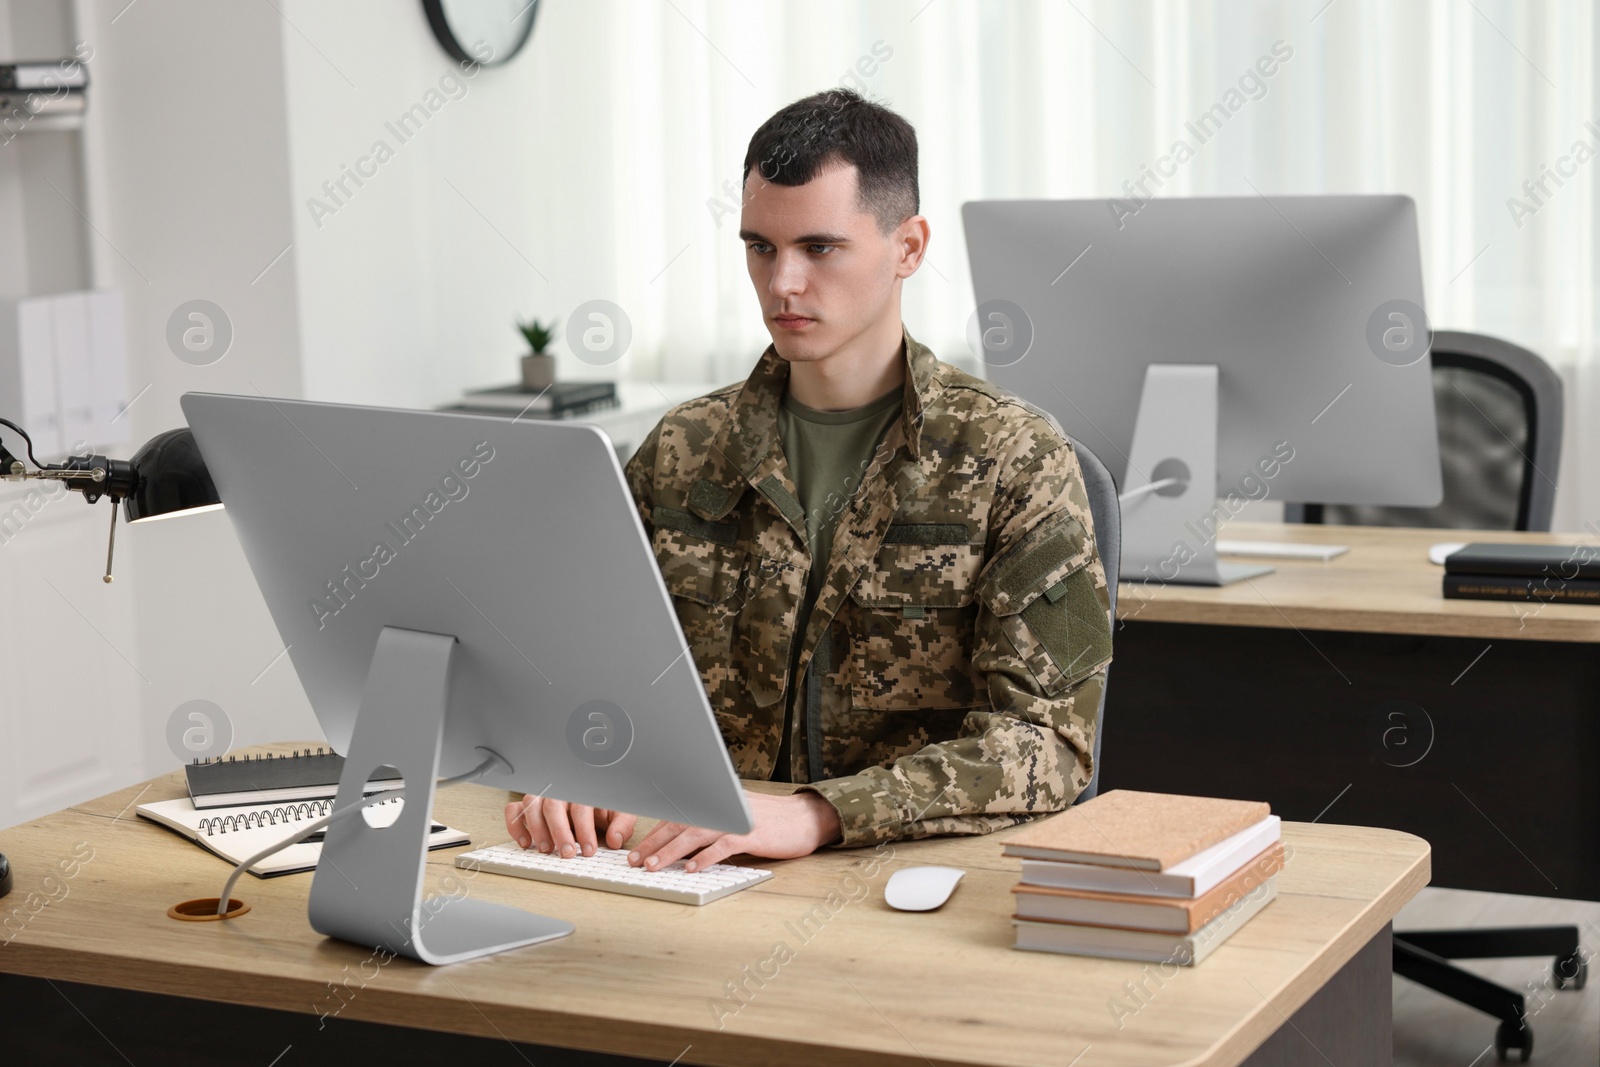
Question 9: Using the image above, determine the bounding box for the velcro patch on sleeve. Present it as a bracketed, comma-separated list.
[1019, 567, 1113, 690]
[977, 515, 1089, 616]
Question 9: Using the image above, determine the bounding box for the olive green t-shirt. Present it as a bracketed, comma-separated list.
[771, 382, 903, 782]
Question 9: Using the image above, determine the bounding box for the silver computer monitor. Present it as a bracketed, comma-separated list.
[182, 393, 752, 962]
[963, 195, 1443, 584]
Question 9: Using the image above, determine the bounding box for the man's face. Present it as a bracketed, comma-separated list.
[739, 162, 915, 365]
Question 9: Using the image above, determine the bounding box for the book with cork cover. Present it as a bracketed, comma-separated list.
[1001, 790, 1271, 869]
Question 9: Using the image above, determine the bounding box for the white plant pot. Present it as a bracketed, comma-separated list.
[520, 353, 555, 391]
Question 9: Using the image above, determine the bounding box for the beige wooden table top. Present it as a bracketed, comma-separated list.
[0, 743, 1430, 1067]
[1117, 520, 1600, 642]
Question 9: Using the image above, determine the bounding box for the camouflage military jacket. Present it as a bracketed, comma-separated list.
[624, 328, 1113, 847]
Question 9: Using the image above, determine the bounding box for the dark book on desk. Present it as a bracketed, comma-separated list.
[1444, 543, 1600, 581]
[458, 381, 618, 416]
[185, 750, 401, 809]
[1443, 573, 1600, 604]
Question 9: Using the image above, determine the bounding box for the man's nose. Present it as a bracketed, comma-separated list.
[769, 251, 807, 298]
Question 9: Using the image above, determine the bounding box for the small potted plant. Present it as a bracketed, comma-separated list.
[517, 317, 558, 391]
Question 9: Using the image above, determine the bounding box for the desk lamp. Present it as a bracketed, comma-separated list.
[0, 416, 221, 900]
[0, 417, 220, 582]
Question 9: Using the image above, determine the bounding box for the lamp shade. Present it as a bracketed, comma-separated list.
[123, 428, 222, 523]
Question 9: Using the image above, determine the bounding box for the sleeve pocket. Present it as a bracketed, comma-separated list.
[976, 515, 1111, 695]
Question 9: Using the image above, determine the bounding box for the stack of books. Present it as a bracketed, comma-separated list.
[456, 381, 619, 419]
[1442, 543, 1600, 605]
[1005, 790, 1284, 964]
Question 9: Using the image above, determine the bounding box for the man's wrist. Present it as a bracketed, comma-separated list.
[798, 789, 843, 847]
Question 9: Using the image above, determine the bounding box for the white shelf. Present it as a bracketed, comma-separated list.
[10, 112, 84, 134]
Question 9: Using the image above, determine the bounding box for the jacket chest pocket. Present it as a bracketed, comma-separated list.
[845, 541, 984, 712]
[651, 526, 802, 709]
[653, 526, 746, 692]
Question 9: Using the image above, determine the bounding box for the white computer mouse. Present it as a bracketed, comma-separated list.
[1429, 541, 1468, 566]
[884, 866, 966, 911]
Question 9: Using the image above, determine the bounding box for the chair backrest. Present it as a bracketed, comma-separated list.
[1288, 330, 1564, 532]
[1067, 435, 1119, 803]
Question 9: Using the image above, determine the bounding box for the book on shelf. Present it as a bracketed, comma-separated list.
[1011, 842, 1284, 932]
[1443, 573, 1600, 605]
[1001, 790, 1271, 869]
[136, 795, 469, 878]
[1017, 815, 1281, 898]
[0, 89, 85, 116]
[458, 381, 618, 416]
[1443, 542, 1600, 582]
[185, 748, 401, 809]
[0, 60, 88, 92]
[1014, 877, 1278, 964]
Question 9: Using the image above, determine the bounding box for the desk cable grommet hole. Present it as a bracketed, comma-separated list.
[167, 897, 251, 922]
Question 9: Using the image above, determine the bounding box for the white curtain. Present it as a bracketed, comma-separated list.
[531, 0, 1599, 528]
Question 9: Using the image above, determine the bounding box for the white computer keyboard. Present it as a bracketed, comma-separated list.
[1216, 539, 1349, 561]
[455, 842, 773, 905]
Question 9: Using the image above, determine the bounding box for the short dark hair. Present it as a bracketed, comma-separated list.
[742, 89, 919, 233]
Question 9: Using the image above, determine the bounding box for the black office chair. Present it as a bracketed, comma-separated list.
[1067, 435, 1118, 804]
[1288, 331, 1580, 1060]
[1287, 329, 1564, 532]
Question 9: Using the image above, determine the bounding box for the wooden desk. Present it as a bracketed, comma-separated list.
[1105, 521, 1600, 899]
[0, 748, 1429, 1067]
[1118, 520, 1600, 642]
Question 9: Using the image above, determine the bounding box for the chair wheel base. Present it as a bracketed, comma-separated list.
[1495, 1019, 1532, 1062]
[1552, 952, 1587, 990]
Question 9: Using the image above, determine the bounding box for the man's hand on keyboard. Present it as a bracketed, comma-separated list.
[504, 795, 637, 858]
[626, 790, 843, 873]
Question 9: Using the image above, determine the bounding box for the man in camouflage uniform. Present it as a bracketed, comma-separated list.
[507, 89, 1112, 870]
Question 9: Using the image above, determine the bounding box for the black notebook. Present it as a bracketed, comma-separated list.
[1444, 543, 1600, 581]
[1444, 573, 1600, 604]
[458, 381, 618, 415]
[185, 749, 402, 810]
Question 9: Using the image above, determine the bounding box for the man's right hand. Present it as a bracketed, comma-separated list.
[504, 795, 638, 857]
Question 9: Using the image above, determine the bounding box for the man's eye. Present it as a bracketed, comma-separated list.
[747, 242, 772, 255]
[808, 244, 834, 255]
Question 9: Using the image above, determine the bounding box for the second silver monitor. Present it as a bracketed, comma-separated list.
[962, 194, 1443, 509]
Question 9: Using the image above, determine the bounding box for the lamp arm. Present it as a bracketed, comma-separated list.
[0, 416, 42, 469]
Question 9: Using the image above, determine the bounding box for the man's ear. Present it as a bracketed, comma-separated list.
[894, 215, 931, 279]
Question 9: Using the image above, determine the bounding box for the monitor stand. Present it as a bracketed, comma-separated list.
[307, 626, 575, 965]
[1118, 364, 1274, 588]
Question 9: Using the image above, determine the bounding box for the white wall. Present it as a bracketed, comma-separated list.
[74, 0, 319, 774]
[281, 0, 655, 407]
[23, 0, 647, 800]
[65, 0, 651, 787]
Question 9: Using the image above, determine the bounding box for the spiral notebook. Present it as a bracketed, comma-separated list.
[136, 795, 470, 877]
[184, 748, 402, 809]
